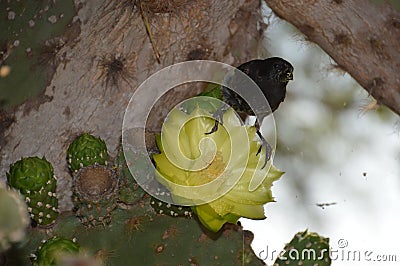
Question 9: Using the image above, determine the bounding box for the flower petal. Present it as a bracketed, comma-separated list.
[154, 106, 283, 232]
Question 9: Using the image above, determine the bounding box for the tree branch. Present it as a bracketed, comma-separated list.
[265, 0, 400, 115]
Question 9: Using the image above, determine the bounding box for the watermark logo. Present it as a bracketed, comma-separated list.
[121, 60, 276, 205]
[258, 239, 398, 263]
[337, 238, 348, 248]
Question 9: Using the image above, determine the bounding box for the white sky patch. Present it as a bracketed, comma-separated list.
[242, 8, 400, 266]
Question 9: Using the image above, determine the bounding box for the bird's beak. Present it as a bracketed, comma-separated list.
[287, 72, 293, 81]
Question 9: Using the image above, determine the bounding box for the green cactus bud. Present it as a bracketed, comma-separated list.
[274, 229, 331, 266]
[73, 165, 118, 227]
[32, 236, 80, 266]
[0, 186, 30, 252]
[7, 156, 55, 194]
[6, 157, 59, 226]
[67, 133, 109, 172]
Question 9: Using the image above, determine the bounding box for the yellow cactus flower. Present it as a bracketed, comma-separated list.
[153, 105, 283, 232]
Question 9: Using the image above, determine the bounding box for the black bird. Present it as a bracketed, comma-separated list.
[223, 57, 293, 114]
[204, 57, 294, 167]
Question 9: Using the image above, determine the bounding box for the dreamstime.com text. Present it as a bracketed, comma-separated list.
[258, 239, 398, 263]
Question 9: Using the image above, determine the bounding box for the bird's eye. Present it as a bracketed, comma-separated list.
[286, 71, 293, 80]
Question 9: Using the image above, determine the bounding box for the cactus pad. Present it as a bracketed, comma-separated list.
[5, 193, 266, 266]
[274, 229, 331, 266]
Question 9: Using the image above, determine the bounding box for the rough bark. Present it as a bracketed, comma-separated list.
[0, 0, 263, 210]
[265, 0, 400, 116]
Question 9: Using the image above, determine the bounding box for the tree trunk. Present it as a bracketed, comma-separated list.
[265, 0, 400, 116]
[0, 0, 263, 210]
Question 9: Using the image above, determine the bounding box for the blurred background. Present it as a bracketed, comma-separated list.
[241, 3, 400, 265]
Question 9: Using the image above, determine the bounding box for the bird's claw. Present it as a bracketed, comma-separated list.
[205, 120, 220, 135]
[206, 107, 272, 169]
[256, 130, 272, 169]
[205, 107, 224, 135]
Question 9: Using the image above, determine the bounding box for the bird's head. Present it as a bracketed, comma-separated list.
[264, 57, 294, 84]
